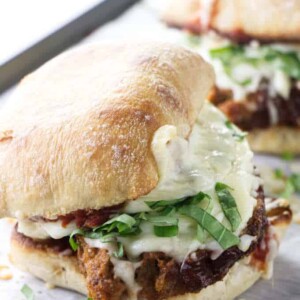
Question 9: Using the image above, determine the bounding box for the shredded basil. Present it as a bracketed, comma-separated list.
[178, 205, 240, 249]
[196, 224, 206, 243]
[145, 215, 178, 226]
[225, 120, 247, 141]
[69, 228, 84, 251]
[154, 225, 179, 237]
[69, 191, 240, 253]
[21, 284, 34, 300]
[209, 43, 300, 85]
[113, 242, 124, 258]
[215, 183, 242, 231]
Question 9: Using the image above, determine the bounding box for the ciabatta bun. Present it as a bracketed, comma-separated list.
[0, 42, 214, 219]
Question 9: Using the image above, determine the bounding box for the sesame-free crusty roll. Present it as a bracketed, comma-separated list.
[0, 42, 214, 219]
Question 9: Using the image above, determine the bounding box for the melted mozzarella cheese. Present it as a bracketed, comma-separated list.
[17, 219, 76, 240]
[125, 102, 260, 237]
[110, 258, 141, 299]
[238, 234, 256, 252]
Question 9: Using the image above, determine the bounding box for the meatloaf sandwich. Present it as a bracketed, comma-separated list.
[0, 42, 291, 299]
[162, 0, 300, 154]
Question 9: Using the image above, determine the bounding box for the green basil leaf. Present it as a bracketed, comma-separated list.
[113, 242, 124, 258]
[225, 120, 247, 142]
[196, 224, 206, 243]
[146, 198, 185, 209]
[154, 225, 179, 237]
[267, 50, 300, 79]
[137, 212, 148, 220]
[69, 228, 84, 251]
[101, 214, 136, 229]
[160, 206, 176, 216]
[21, 284, 34, 300]
[145, 215, 178, 226]
[178, 205, 240, 249]
[210, 44, 244, 61]
[183, 192, 211, 206]
[215, 182, 242, 231]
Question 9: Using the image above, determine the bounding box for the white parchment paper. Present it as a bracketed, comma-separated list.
[0, 1, 299, 299]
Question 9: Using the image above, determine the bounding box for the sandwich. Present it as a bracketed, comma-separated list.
[0, 42, 291, 299]
[162, 0, 300, 154]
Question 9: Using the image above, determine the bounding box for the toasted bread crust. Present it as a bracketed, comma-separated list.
[247, 127, 300, 154]
[0, 42, 214, 219]
[163, 0, 300, 42]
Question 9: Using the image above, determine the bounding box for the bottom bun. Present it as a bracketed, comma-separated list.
[247, 126, 300, 154]
[8, 235, 269, 300]
[10, 232, 259, 300]
[10, 232, 87, 295]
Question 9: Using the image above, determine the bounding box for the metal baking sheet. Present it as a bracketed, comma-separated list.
[0, 0, 140, 94]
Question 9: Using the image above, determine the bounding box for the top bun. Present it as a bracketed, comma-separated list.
[0, 42, 214, 219]
[163, 0, 300, 42]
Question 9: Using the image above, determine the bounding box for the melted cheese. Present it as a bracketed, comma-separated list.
[110, 258, 141, 299]
[125, 102, 259, 237]
[17, 219, 76, 240]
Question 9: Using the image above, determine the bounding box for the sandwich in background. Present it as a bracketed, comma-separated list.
[163, 0, 300, 154]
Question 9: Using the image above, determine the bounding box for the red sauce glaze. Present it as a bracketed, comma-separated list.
[250, 227, 277, 272]
[60, 204, 124, 228]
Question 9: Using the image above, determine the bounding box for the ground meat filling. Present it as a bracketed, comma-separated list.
[209, 81, 300, 131]
[77, 188, 267, 300]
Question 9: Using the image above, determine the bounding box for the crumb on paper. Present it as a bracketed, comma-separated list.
[0, 265, 13, 280]
[46, 282, 56, 289]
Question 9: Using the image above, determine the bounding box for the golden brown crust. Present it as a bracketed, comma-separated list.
[163, 0, 300, 42]
[0, 42, 214, 219]
[162, 0, 201, 32]
[247, 126, 300, 154]
[211, 0, 300, 42]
